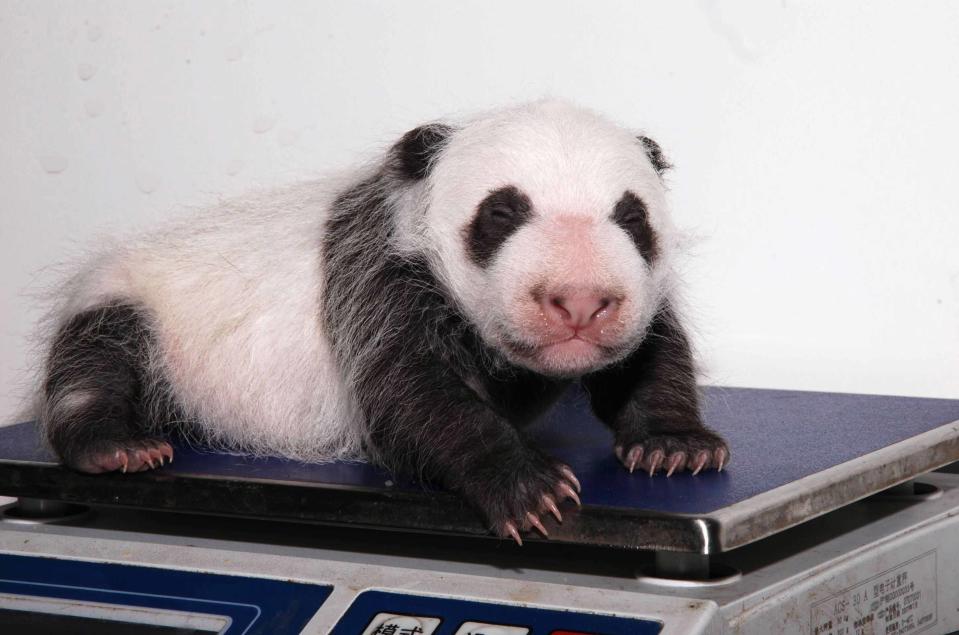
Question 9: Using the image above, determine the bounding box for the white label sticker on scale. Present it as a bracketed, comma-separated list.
[453, 623, 529, 635]
[809, 551, 938, 635]
[362, 613, 442, 635]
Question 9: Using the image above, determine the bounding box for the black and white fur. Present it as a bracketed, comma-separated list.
[36, 100, 729, 542]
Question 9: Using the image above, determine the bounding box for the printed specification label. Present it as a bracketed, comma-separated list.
[810, 551, 937, 635]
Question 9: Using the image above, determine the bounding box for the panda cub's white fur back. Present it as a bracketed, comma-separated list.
[47, 180, 364, 460]
[37, 99, 730, 542]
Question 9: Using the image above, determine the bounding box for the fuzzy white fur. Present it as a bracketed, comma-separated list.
[39, 99, 678, 461]
[44, 180, 365, 460]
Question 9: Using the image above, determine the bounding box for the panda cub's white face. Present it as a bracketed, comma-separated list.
[423, 101, 674, 378]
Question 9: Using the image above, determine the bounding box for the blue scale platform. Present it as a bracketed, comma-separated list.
[1, 386, 958, 552]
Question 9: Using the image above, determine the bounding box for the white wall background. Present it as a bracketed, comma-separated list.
[1, 0, 957, 423]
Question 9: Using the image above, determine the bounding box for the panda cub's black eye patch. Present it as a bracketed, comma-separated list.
[612, 190, 659, 263]
[465, 185, 533, 267]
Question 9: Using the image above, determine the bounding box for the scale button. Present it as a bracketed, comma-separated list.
[362, 612, 442, 635]
[453, 622, 530, 635]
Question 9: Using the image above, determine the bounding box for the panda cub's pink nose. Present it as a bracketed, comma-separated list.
[542, 290, 620, 331]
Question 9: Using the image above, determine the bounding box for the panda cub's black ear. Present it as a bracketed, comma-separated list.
[394, 123, 454, 180]
[637, 135, 672, 175]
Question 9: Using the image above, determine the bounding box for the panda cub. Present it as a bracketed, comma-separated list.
[38, 100, 729, 543]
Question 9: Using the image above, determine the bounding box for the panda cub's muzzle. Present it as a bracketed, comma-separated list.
[497, 275, 636, 378]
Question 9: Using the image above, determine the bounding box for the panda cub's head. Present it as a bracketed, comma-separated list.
[395, 100, 676, 378]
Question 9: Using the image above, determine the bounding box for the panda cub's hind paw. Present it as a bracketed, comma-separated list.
[70, 439, 174, 474]
[615, 429, 729, 477]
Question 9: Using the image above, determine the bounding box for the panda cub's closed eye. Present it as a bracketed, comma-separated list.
[465, 185, 533, 267]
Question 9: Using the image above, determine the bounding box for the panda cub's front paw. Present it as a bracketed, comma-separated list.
[464, 453, 581, 545]
[615, 429, 729, 477]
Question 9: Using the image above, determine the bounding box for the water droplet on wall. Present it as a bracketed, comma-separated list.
[77, 63, 97, 81]
[252, 116, 275, 134]
[87, 25, 102, 42]
[38, 155, 69, 174]
[277, 129, 299, 147]
[135, 172, 158, 194]
[84, 99, 104, 118]
[225, 159, 244, 176]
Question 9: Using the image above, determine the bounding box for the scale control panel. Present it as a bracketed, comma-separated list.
[334, 590, 660, 635]
[0, 555, 661, 635]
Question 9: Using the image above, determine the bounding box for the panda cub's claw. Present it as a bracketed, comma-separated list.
[557, 465, 581, 492]
[665, 452, 686, 477]
[616, 430, 730, 476]
[614, 444, 645, 474]
[502, 520, 524, 546]
[489, 461, 581, 545]
[541, 493, 563, 523]
[645, 449, 666, 476]
[556, 481, 581, 507]
[71, 439, 174, 474]
[526, 511, 549, 537]
[130, 440, 174, 472]
[690, 451, 710, 475]
[713, 447, 728, 472]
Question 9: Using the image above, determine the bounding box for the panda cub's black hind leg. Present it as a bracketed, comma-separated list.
[41, 303, 174, 474]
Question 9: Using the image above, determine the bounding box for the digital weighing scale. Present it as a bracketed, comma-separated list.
[1, 386, 958, 634]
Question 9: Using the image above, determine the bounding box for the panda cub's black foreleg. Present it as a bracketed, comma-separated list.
[41, 303, 173, 473]
[582, 302, 729, 476]
[358, 354, 581, 544]
[335, 254, 581, 544]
